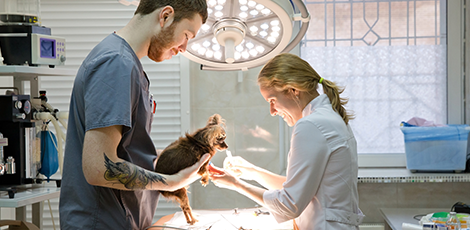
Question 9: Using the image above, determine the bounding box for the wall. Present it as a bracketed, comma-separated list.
[188, 61, 281, 210]
[358, 182, 470, 223]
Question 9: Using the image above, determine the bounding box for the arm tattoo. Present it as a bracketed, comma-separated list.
[103, 153, 167, 189]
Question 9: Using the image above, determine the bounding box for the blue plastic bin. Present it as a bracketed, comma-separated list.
[400, 125, 470, 172]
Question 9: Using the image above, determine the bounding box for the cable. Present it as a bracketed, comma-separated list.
[47, 127, 58, 151]
[56, 111, 68, 130]
[281, 0, 310, 54]
[144, 225, 187, 230]
[413, 214, 426, 221]
[47, 199, 56, 230]
[58, 117, 67, 130]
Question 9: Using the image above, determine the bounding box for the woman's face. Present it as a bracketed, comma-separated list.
[259, 85, 303, 127]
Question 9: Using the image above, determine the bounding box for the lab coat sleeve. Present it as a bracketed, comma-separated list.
[263, 119, 330, 223]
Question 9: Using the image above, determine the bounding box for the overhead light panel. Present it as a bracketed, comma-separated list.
[118, 0, 139, 6]
[118, 0, 310, 71]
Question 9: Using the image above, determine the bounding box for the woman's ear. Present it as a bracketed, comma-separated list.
[159, 6, 174, 28]
[291, 88, 299, 98]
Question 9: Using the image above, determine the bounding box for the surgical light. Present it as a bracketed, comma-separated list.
[118, 0, 310, 71]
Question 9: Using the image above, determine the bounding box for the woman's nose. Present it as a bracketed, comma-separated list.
[270, 104, 277, 116]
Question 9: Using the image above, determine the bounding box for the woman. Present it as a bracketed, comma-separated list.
[210, 53, 364, 230]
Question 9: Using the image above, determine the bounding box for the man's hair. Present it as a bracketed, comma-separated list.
[135, 0, 208, 24]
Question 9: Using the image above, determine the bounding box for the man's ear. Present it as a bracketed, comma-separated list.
[159, 6, 175, 28]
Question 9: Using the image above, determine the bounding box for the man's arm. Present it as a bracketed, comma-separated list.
[82, 125, 209, 191]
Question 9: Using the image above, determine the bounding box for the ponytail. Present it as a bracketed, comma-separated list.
[320, 79, 354, 124]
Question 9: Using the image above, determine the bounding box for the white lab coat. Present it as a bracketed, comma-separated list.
[263, 94, 364, 230]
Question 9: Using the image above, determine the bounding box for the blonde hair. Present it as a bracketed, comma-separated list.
[257, 53, 354, 124]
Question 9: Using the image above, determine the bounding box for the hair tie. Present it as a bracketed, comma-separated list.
[319, 77, 324, 84]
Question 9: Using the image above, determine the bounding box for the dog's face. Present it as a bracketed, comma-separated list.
[203, 114, 228, 151]
[194, 114, 228, 186]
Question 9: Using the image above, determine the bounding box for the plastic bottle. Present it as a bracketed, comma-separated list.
[446, 211, 461, 230]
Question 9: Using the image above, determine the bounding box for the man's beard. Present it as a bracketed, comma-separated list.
[148, 22, 177, 62]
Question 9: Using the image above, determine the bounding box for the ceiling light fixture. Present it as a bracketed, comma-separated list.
[118, 0, 310, 71]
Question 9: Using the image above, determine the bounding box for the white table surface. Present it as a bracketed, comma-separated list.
[380, 208, 448, 230]
[162, 208, 293, 230]
[0, 182, 60, 207]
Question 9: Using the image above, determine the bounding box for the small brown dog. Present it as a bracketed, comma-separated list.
[155, 114, 228, 225]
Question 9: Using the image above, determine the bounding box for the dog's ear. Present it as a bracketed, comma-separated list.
[207, 114, 221, 125]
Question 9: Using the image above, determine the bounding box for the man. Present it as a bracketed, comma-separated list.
[59, 1, 208, 229]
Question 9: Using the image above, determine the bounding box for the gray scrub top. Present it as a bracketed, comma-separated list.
[59, 33, 160, 230]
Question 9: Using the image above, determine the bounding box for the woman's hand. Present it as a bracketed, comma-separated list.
[209, 170, 240, 191]
[211, 158, 269, 206]
[208, 162, 224, 175]
[223, 156, 257, 180]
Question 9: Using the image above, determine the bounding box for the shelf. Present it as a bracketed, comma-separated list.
[380, 208, 448, 230]
[0, 183, 60, 229]
[0, 65, 76, 97]
[0, 183, 60, 208]
[358, 168, 470, 183]
[0, 65, 76, 76]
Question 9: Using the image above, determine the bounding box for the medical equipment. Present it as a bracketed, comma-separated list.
[0, 0, 66, 67]
[0, 94, 41, 197]
[119, 0, 310, 71]
[0, 91, 66, 198]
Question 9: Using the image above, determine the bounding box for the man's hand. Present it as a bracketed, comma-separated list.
[171, 153, 211, 190]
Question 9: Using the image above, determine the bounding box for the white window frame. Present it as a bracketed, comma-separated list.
[358, 0, 464, 168]
[291, 0, 464, 168]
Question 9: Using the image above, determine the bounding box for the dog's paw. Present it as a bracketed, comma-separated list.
[188, 218, 198, 225]
[200, 178, 209, 187]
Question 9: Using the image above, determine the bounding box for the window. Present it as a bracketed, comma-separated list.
[300, 0, 462, 167]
